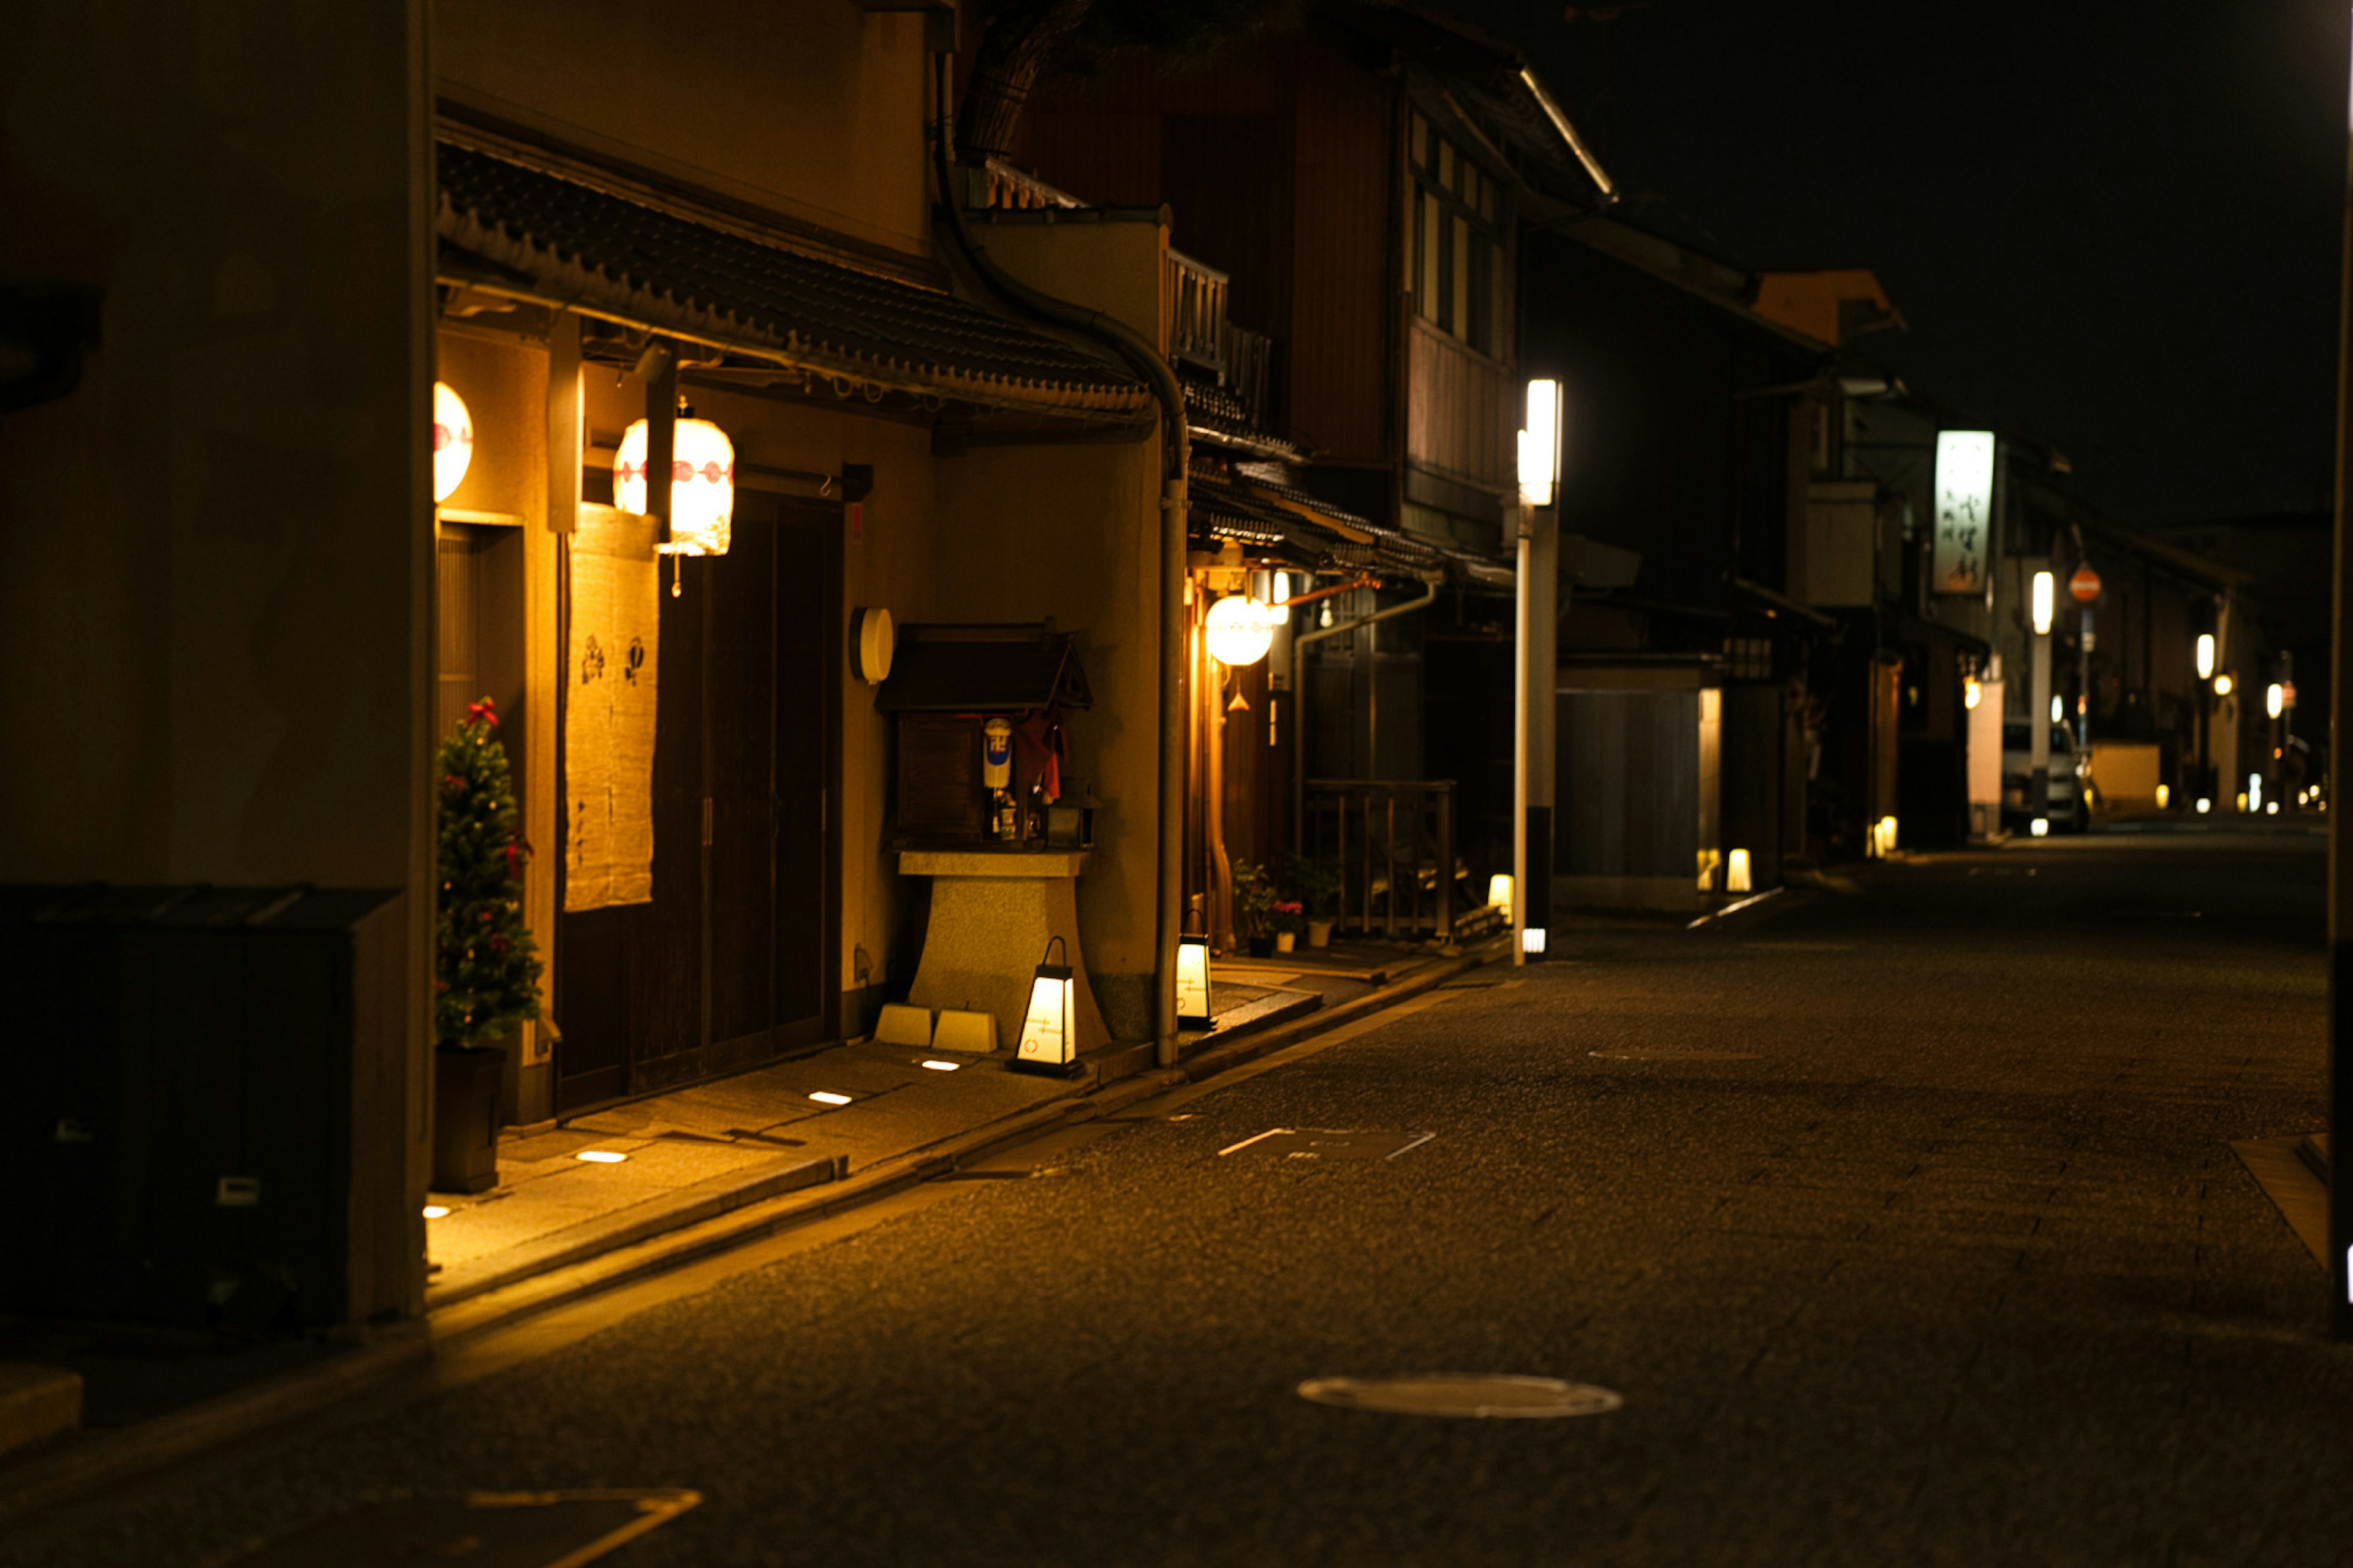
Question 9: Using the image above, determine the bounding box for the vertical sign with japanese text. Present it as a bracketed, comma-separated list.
[1932, 430, 1995, 596]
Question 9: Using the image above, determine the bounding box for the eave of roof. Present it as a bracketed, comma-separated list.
[434, 138, 1149, 419]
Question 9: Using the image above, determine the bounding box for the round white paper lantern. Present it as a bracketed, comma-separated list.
[1205, 595, 1276, 666]
[616, 416, 735, 558]
[432, 381, 474, 504]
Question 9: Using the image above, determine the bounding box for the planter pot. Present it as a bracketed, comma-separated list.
[1275, 931, 1297, 953]
[431, 1045, 505, 1194]
[1246, 934, 1275, 958]
[1306, 918, 1335, 949]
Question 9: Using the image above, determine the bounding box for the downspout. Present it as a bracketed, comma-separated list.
[929, 52, 1190, 1069]
[1290, 575, 1444, 882]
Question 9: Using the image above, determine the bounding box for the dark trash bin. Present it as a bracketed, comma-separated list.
[1, 882, 407, 1328]
[432, 1046, 504, 1194]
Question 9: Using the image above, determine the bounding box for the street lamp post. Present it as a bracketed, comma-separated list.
[1515, 380, 1562, 966]
[2197, 632, 2216, 811]
[2030, 570, 2054, 831]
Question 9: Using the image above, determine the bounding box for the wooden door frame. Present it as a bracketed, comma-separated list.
[548, 491, 843, 1112]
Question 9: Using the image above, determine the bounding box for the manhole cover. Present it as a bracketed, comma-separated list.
[1589, 1050, 1760, 1062]
[1219, 1128, 1433, 1161]
[1297, 1374, 1621, 1419]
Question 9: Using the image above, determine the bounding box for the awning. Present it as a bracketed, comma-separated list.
[435, 139, 1149, 418]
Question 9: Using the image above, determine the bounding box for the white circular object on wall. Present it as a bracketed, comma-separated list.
[851, 606, 896, 685]
[432, 381, 474, 504]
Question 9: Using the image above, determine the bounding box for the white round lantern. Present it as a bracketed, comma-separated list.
[432, 381, 474, 504]
[615, 416, 735, 559]
[1205, 594, 1277, 667]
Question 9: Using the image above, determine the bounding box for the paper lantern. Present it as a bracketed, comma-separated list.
[1176, 934, 1211, 1028]
[1013, 937, 1080, 1077]
[1205, 595, 1275, 667]
[615, 416, 735, 559]
[432, 381, 474, 504]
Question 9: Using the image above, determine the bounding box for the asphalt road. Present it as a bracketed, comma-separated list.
[13, 827, 2345, 1566]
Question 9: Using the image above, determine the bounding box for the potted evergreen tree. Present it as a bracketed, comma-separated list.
[433, 697, 542, 1194]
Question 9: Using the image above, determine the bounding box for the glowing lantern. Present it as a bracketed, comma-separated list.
[1013, 937, 1080, 1077]
[1486, 873, 1514, 913]
[1176, 934, 1212, 1028]
[2031, 570, 2054, 635]
[432, 381, 474, 504]
[1726, 849, 1752, 894]
[1205, 595, 1276, 666]
[616, 415, 735, 561]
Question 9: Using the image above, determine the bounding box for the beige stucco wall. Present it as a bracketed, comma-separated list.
[939, 215, 1168, 1032]
[435, 0, 932, 259]
[2, 2, 436, 1309]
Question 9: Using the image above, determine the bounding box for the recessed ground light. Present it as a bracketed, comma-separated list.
[920, 1059, 961, 1072]
[575, 1149, 628, 1164]
[809, 1091, 853, 1105]
[422, 1205, 450, 1219]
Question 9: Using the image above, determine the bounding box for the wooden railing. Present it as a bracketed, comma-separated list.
[1302, 780, 1460, 940]
[1169, 249, 1229, 372]
[974, 159, 1082, 211]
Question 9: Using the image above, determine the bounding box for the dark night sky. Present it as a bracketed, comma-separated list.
[1444, 0, 2349, 528]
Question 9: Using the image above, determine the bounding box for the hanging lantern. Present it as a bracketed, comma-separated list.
[1176, 934, 1212, 1028]
[432, 381, 474, 504]
[1204, 594, 1276, 667]
[1013, 936, 1081, 1077]
[615, 414, 735, 560]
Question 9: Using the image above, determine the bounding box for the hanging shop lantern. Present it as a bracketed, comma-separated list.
[1205, 594, 1276, 667]
[1176, 934, 1213, 1029]
[615, 414, 736, 562]
[1013, 936, 1081, 1077]
[432, 381, 474, 504]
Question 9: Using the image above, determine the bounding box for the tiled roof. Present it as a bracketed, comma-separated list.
[436, 140, 1148, 415]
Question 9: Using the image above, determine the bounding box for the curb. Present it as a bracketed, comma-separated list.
[0, 940, 1492, 1526]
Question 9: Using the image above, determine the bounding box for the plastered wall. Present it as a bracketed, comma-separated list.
[2, 1, 436, 1308]
[435, 0, 931, 259]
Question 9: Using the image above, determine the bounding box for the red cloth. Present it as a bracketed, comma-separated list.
[1014, 709, 1065, 803]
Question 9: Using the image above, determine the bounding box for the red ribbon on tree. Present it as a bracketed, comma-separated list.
[466, 697, 501, 728]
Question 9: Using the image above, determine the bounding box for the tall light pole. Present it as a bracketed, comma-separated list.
[1515, 379, 1562, 966]
[2030, 569, 2054, 833]
[2197, 631, 2216, 811]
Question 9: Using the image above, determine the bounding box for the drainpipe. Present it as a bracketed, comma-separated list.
[929, 53, 1190, 1068]
[1290, 575, 1444, 888]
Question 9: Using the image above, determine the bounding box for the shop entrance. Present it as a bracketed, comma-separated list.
[554, 491, 840, 1110]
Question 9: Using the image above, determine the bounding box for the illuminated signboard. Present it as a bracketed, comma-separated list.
[1931, 430, 1995, 596]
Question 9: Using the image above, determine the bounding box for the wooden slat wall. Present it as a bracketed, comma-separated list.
[1286, 45, 1393, 461]
[1406, 323, 1512, 489]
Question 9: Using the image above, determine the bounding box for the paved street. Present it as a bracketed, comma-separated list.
[11, 830, 2344, 1566]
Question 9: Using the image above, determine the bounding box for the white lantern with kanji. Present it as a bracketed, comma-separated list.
[432, 381, 474, 504]
[615, 415, 735, 559]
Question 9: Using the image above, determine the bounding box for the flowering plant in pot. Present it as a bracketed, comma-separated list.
[1286, 854, 1342, 948]
[1271, 900, 1304, 953]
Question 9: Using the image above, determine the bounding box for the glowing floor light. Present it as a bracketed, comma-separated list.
[575, 1150, 628, 1164]
[809, 1091, 853, 1106]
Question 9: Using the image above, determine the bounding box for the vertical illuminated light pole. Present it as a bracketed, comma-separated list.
[1515, 379, 1563, 966]
[2196, 632, 2216, 811]
[2331, 0, 2353, 1338]
[2029, 570, 2054, 835]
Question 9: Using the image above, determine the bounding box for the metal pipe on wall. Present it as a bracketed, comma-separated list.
[928, 51, 1190, 1067]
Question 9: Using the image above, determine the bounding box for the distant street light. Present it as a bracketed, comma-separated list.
[2029, 570, 2055, 824]
[2197, 633, 2216, 680]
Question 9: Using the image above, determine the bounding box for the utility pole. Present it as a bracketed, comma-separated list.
[2030, 569, 2054, 830]
[2329, 5, 2353, 1335]
[1515, 381, 1562, 965]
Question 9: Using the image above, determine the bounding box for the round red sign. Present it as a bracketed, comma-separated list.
[2068, 566, 2102, 604]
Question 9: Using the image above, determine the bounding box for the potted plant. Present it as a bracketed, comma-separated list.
[1286, 854, 1342, 949]
[433, 697, 543, 1194]
[1233, 858, 1279, 957]
[1271, 900, 1304, 953]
